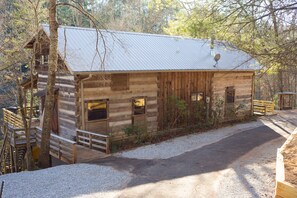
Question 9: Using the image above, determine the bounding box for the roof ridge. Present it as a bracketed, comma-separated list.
[41, 24, 211, 42]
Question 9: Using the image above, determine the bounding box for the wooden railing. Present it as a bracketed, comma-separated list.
[76, 129, 110, 154]
[253, 100, 275, 115]
[7, 127, 36, 147]
[2, 107, 39, 129]
[36, 127, 77, 164]
[3, 108, 24, 128]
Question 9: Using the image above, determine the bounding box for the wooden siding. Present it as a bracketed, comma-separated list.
[76, 73, 158, 141]
[34, 37, 77, 139]
[37, 71, 76, 139]
[158, 72, 213, 130]
[212, 72, 254, 118]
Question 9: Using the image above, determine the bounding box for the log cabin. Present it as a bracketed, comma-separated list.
[24, 25, 259, 143]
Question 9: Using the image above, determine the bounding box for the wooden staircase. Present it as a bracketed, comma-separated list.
[0, 125, 30, 175]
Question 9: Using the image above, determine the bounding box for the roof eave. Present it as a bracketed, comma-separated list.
[73, 69, 256, 75]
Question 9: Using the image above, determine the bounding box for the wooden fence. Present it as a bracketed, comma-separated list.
[253, 100, 275, 115]
[36, 127, 77, 164]
[76, 129, 110, 154]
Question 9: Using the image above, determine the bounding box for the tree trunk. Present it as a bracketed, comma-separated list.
[16, 79, 34, 171]
[38, 0, 59, 168]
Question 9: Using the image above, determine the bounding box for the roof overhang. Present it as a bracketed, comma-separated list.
[73, 69, 256, 75]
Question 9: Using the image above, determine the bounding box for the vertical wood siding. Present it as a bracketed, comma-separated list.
[158, 72, 213, 130]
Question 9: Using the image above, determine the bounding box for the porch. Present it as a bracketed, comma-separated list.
[0, 107, 110, 174]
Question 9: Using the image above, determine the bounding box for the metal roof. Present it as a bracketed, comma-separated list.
[41, 24, 259, 73]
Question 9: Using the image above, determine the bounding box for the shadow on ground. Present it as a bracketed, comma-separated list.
[95, 125, 284, 189]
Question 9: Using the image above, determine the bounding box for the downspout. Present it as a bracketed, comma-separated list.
[80, 74, 92, 130]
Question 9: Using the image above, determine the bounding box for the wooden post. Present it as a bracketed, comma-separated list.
[58, 140, 61, 160]
[89, 134, 92, 149]
[9, 146, 13, 173]
[13, 147, 18, 172]
[106, 137, 110, 154]
[72, 144, 77, 164]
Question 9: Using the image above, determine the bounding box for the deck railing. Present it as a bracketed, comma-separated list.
[76, 129, 110, 154]
[36, 127, 77, 164]
[7, 126, 36, 147]
[2, 107, 39, 129]
[3, 108, 24, 128]
[253, 100, 275, 115]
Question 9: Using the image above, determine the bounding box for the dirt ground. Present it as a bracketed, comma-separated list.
[282, 134, 297, 187]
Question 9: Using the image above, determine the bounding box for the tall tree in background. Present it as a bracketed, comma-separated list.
[0, 0, 47, 170]
[166, 0, 297, 100]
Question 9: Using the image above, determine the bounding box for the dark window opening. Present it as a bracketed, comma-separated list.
[87, 100, 108, 121]
[133, 98, 146, 115]
[226, 87, 235, 103]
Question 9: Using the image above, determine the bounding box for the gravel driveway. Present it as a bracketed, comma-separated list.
[1, 110, 296, 198]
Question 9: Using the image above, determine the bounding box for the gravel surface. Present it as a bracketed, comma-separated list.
[118, 121, 263, 160]
[0, 164, 131, 198]
[215, 138, 282, 198]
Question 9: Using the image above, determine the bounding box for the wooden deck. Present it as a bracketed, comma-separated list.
[76, 145, 109, 163]
[2, 108, 111, 166]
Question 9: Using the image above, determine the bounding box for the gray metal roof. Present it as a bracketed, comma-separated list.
[42, 24, 259, 73]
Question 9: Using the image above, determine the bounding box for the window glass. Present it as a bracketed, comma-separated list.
[133, 98, 146, 115]
[191, 94, 197, 102]
[191, 92, 204, 102]
[87, 101, 107, 121]
[197, 93, 204, 101]
[226, 87, 235, 103]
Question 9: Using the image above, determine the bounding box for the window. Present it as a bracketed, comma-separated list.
[191, 92, 204, 102]
[133, 98, 146, 115]
[87, 100, 108, 121]
[111, 74, 129, 91]
[226, 87, 235, 103]
[41, 55, 49, 64]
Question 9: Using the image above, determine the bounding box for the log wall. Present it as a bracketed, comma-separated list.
[212, 72, 254, 118]
[76, 73, 158, 141]
[35, 38, 77, 139]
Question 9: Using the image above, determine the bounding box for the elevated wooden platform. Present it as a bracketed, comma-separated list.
[1, 107, 111, 172]
[76, 145, 109, 163]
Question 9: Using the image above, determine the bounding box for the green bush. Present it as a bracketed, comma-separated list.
[123, 123, 148, 144]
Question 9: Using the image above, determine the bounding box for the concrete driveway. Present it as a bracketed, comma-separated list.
[95, 110, 297, 198]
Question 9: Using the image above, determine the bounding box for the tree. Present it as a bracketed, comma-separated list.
[38, 0, 59, 168]
[0, 0, 47, 170]
[166, 0, 297, 99]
